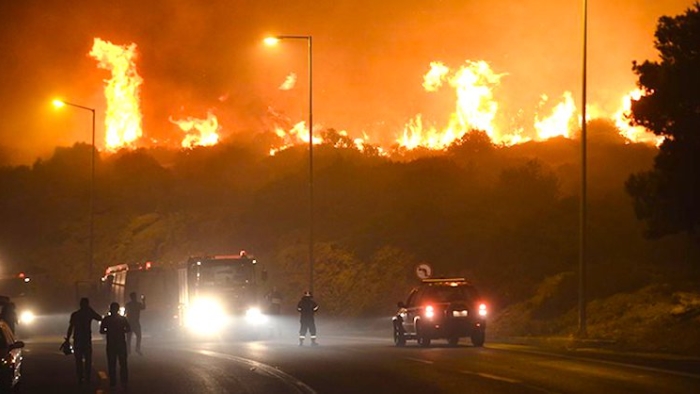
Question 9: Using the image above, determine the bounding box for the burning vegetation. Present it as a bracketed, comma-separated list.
[88, 37, 660, 157]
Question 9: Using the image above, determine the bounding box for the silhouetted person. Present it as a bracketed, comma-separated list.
[66, 297, 103, 384]
[0, 302, 18, 334]
[125, 292, 146, 355]
[100, 302, 131, 387]
[265, 286, 282, 315]
[297, 291, 319, 346]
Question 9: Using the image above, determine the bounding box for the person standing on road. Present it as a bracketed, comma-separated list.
[265, 286, 282, 315]
[297, 291, 319, 346]
[124, 291, 146, 355]
[66, 297, 103, 384]
[100, 302, 131, 387]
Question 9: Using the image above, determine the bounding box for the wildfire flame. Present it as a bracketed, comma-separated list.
[614, 89, 663, 145]
[280, 73, 297, 90]
[170, 111, 221, 148]
[88, 37, 661, 155]
[90, 38, 143, 151]
[270, 121, 323, 155]
[398, 61, 531, 149]
[534, 92, 577, 140]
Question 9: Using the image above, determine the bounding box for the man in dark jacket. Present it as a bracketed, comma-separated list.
[100, 302, 131, 387]
[66, 297, 103, 383]
[297, 291, 319, 346]
[124, 292, 146, 355]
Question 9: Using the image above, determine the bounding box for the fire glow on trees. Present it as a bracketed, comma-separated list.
[90, 37, 660, 155]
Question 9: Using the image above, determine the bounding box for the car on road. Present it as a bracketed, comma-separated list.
[0, 319, 24, 391]
[392, 278, 487, 347]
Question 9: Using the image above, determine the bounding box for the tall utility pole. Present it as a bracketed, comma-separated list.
[53, 99, 97, 280]
[579, 0, 588, 338]
[264, 35, 314, 294]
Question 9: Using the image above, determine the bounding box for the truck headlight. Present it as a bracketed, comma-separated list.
[245, 307, 268, 325]
[19, 310, 36, 325]
[186, 298, 226, 334]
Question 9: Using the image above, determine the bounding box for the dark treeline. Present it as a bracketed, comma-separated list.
[0, 122, 698, 315]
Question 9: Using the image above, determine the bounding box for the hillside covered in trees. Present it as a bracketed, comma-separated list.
[1, 121, 698, 327]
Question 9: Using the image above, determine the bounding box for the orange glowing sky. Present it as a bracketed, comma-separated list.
[0, 0, 694, 164]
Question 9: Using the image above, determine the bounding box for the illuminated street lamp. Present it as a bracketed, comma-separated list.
[579, 0, 588, 338]
[264, 35, 315, 294]
[52, 99, 97, 280]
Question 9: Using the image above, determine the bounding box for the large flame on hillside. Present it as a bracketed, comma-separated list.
[398, 61, 524, 149]
[535, 92, 577, 140]
[614, 89, 663, 146]
[90, 37, 661, 154]
[90, 38, 143, 151]
[170, 111, 221, 148]
[270, 121, 323, 155]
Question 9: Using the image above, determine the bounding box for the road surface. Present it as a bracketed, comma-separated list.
[16, 316, 700, 393]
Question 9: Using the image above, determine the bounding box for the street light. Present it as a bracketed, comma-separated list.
[53, 99, 97, 280]
[579, 0, 588, 338]
[264, 35, 315, 294]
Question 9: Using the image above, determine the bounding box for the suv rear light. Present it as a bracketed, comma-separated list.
[425, 305, 435, 318]
[478, 303, 487, 317]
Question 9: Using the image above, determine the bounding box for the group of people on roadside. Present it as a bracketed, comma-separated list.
[66, 291, 145, 387]
[64, 286, 318, 386]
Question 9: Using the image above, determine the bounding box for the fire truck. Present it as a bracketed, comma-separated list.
[0, 273, 38, 333]
[99, 251, 268, 337]
[99, 261, 179, 335]
[178, 251, 269, 336]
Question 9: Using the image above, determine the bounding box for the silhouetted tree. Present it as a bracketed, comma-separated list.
[626, 3, 700, 239]
[447, 129, 494, 156]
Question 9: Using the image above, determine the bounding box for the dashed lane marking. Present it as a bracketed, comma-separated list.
[405, 357, 434, 365]
[460, 370, 558, 393]
[461, 370, 521, 384]
[95, 370, 108, 393]
[190, 349, 317, 394]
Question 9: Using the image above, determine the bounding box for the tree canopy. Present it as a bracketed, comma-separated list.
[627, 3, 700, 239]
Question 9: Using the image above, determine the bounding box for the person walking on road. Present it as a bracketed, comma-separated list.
[100, 302, 131, 387]
[125, 291, 146, 355]
[297, 291, 319, 346]
[66, 297, 103, 384]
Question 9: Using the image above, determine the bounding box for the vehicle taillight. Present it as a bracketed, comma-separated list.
[425, 305, 435, 318]
[478, 303, 487, 317]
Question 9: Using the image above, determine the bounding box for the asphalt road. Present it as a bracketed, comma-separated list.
[15, 317, 700, 394]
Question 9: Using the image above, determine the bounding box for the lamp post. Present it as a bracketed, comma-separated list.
[264, 35, 315, 294]
[52, 99, 97, 280]
[579, 0, 588, 338]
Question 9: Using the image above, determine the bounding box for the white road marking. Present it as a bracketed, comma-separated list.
[405, 357, 434, 365]
[463, 370, 521, 384]
[461, 369, 569, 393]
[189, 349, 317, 394]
